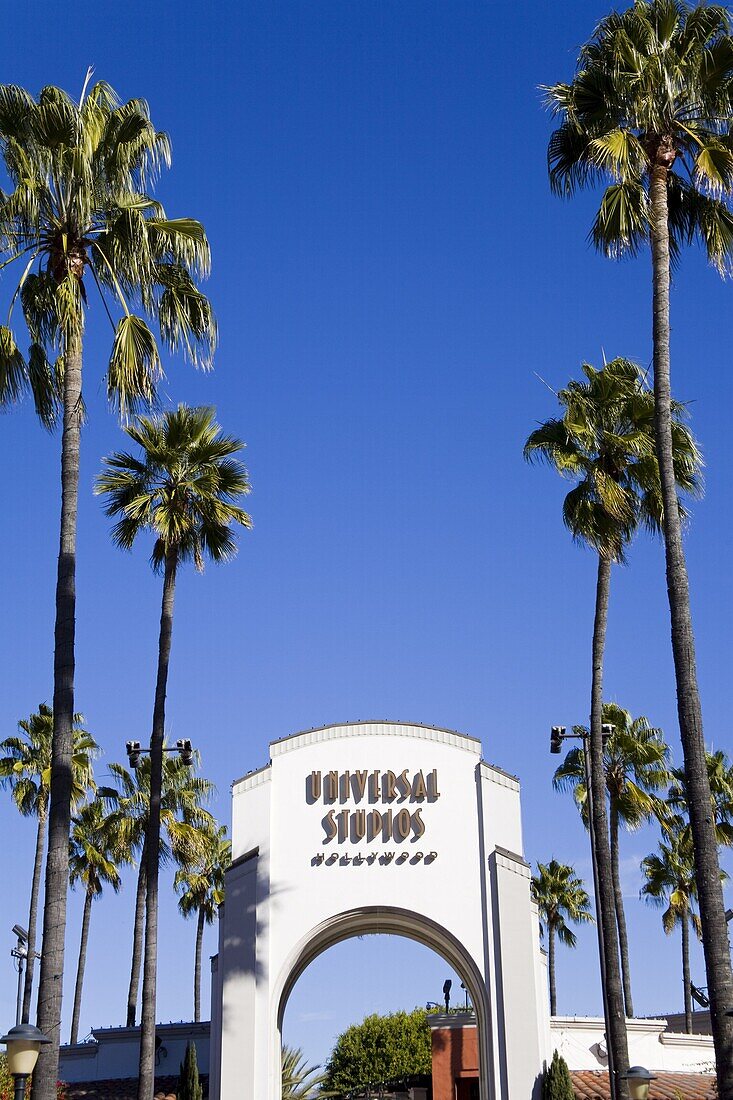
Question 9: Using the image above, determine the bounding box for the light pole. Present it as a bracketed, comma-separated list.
[1, 1023, 50, 1100]
[551, 723, 616, 1099]
[10, 927, 28, 1028]
[620, 1067, 656, 1100]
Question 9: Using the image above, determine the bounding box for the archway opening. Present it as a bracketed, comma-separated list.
[276, 909, 491, 1100]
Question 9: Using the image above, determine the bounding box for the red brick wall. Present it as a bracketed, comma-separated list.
[430, 1025, 479, 1100]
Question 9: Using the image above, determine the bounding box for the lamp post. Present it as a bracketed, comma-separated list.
[550, 723, 616, 1099]
[1, 1023, 50, 1100]
[10, 927, 28, 1027]
[620, 1066, 656, 1100]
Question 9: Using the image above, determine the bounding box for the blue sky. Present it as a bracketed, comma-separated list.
[1, 0, 733, 1073]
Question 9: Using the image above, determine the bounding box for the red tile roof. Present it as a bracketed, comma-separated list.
[64, 1075, 208, 1100]
[570, 1071, 716, 1099]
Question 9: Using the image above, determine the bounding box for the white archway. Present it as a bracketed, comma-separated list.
[275, 907, 495, 1100]
[209, 722, 549, 1100]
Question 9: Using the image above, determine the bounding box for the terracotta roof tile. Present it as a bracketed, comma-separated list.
[570, 1071, 716, 1100]
[64, 1075, 208, 1100]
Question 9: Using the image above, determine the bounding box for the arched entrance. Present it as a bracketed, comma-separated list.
[275, 907, 493, 1100]
[209, 722, 549, 1100]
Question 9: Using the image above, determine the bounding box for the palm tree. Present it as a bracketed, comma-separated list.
[667, 750, 733, 848]
[68, 798, 128, 1044]
[281, 1047, 331, 1100]
[554, 703, 670, 1016]
[96, 405, 251, 1100]
[641, 823, 713, 1034]
[545, 6, 733, 1087]
[0, 78, 214, 1100]
[525, 356, 699, 1090]
[174, 824, 230, 1022]
[531, 860, 593, 1016]
[0, 705, 96, 1023]
[99, 752, 215, 1028]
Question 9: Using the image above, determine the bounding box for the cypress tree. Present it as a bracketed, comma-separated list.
[177, 1042, 203, 1100]
[543, 1051, 575, 1100]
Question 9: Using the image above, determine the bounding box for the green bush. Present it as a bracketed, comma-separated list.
[543, 1050, 575, 1100]
[324, 1008, 431, 1096]
[176, 1041, 202, 1100]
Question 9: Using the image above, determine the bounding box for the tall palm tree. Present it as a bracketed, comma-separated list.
[0, 79, 214, 1100]
[525, 356, 699, 1092]
[68, 798, 128, 1044]
[554, 703, 670, 1016]
[545, 6, 733, 1088]
[667, 750, 733, 848]
[641, 823, 715, 1034]
[0, 705, 96, 1023]
[531, 860, 594, 1016]
[174, 824, 230, 1022]
[99, 752, 214, 1028]
[96, 405, 251, 1100]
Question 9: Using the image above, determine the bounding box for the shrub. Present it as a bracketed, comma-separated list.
[543, 1050, 575, 1100]
[177, 1041, 202, 1100]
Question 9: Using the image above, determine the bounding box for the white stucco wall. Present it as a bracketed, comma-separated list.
[549, 1017, 715, 1074]
[58, 1023, 211, 1082]
[212, 721, 549, 1100]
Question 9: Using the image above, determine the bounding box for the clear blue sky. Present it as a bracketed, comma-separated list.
[1, 0, 732, 1073]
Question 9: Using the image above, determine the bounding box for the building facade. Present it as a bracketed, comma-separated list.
[209, 720, 550, 1100]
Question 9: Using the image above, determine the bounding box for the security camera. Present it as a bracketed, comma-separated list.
[12, 925, 28, 944]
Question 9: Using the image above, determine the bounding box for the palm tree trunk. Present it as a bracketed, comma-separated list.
[70, 886, 94, 1044]
[590, 553, 629, 1100]
[548, 923, 557, 1017]
[681, 909, 692, 1035]
[33, 329, 83, 1100]
[137, 550, 178, 1100]
[21, 806, 47, 1023]
[609, 802, 634, 1018]
[126, 851, 147, 1027]
[649, 156, 733, 1098]
[194, 905, 205, 1024]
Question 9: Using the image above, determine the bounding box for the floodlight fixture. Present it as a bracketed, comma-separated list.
[176, 739, 194, 766]
[550, 726, 566, 754]
[126, 741, 142, 768]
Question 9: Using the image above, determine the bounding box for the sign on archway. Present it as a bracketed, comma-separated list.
[209, 722, 548, 1100]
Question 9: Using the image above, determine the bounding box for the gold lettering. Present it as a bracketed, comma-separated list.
[396, 808, 411, 840]
[411, 771, 427, 801]
[381, 808, 393, 841]
[322, 810, 337, 842]
[383, 771, 397, 801]
[368, 810, 383, 841]
[326, 771, 338, 802]
[337, 809, 349, 842]
[352, 770, 368, 801]
[396, 769, 411, 802]
[412, 807, 425, 839]
[340, 771, 350, 802]
[428, 769, 440, 800]
[369, 770, 380, 801]
[351, 809, 366, 841]
[309, 771, 322, 801]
